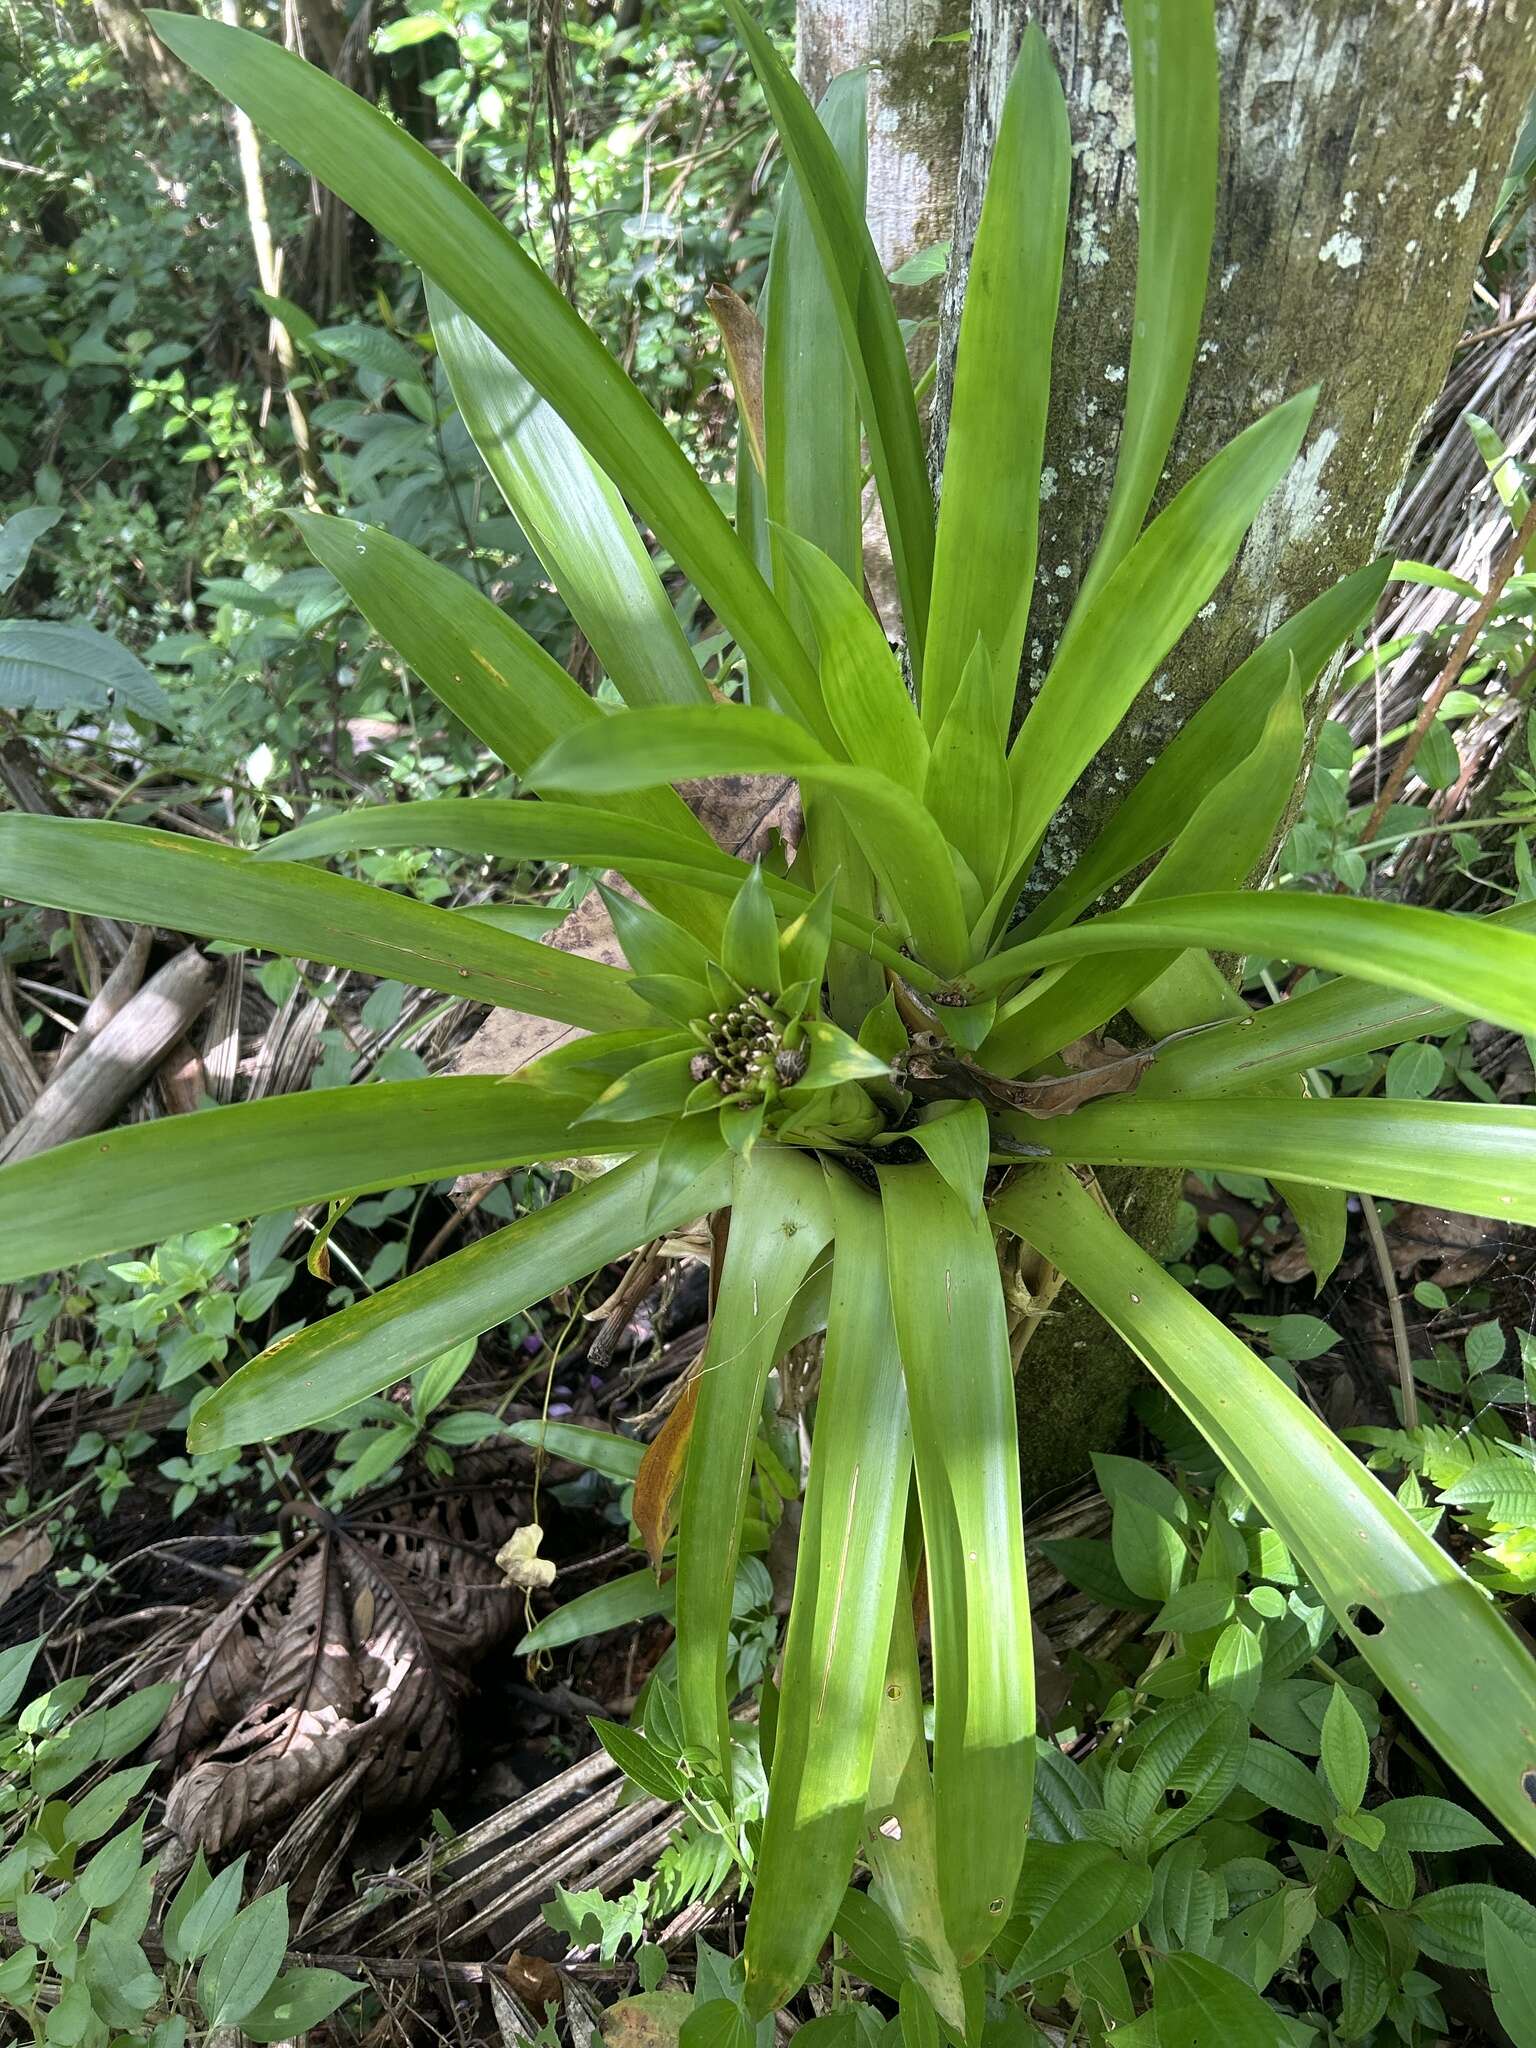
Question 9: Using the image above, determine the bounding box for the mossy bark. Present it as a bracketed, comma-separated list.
[796, 0, 971, 274]
[929, 0, 1536, 1500]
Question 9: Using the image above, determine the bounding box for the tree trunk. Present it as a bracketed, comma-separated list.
[94, 0, 192, 102]
[930, 0, 1536, 1498]
[794, 0, 972, 622]
[796, 0, 971, 275]
[220, 0, 323, 509]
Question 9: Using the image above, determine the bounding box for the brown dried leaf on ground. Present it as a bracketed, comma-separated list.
[677, 775, 799, 865]
[1262, 1228, 1320, 1287]
[155, 1489, 516, 1855]
[160, 1545, 361, 1853]
[0, 1524, 53, 1605]
[1384, 1204, 1521, 1287]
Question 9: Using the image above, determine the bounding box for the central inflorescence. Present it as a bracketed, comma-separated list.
[690, 992, 807, 1099]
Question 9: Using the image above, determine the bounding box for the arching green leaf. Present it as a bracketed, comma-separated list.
[763, 71, 866, 618]
[983, 674, 1302, 1073]
[745, 1173, 911, 2016]
[925, 25, 1069, 735]
[191, 1149, 732, 1451]
[1139, 898, 1536, 1097]
[879, 1163, 1033, 1963]
[0, 1078, 645, 1284]
[926, 640, 1010, 898]
[147, 9, 831, 744]
[1021, 558, 1390, 939]
[429, 283, 709, 710]
[675, 1148, 834, 1767]
[997, 392, 1316, 926]
[720, 0, 934, 675]
[1016, 1095, 1536, 1230]
[777, 528, 927, 796]
[1073, 0, 1219, 609]
[975, 889, 1536, 1041]
[0, 816, 644, 1030]
[993, 1166, 1536, 1862]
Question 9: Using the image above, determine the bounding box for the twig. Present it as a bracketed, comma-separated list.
[1360, 1193, 1418, 1430]
[1455, 305, 1536, 351]
[409, 1172, 503, 1272]
[0, 948, 218, 1164]
[1359, 496, 1536, 846]
[0, 153, 62, 179]
[220, 0, 322, 509]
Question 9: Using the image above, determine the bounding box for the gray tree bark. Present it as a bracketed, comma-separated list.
[927, 0, 1536, 1496]
[796, 0, 971, 274]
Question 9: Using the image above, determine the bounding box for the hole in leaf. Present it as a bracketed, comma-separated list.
[1348, 1605, 1385, 1637]
[1523, 1769, 1536, 1805]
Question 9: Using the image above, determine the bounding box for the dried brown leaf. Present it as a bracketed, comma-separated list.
[633, 1378, 698, 1573]
[162, 1547, 361, 1855]
[158, 1489, 518, 1855]
[506, 1955, 564, 2011]
[1385, 1204, 1519, 1285]
[904, 1031, 1154, 1122]
[0, 1523, 52, 1604]
[705, 285, 765, 477]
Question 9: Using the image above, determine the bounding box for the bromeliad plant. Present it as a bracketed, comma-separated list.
[2, 0, 1535, 2020]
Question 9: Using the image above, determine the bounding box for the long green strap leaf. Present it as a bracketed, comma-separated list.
[299, 513, 728, 972]
[0, 816, 645, 1031]
[982, 676, 1302, 1075]
[878, 1162, 1033, 1964]
[993, 1167, 1536, 1861]
[863, 1559, 965, 2030]
[1121, 951, 1347, 1287]
[777, 528, 927, 795]
[428, 284, 709, 712]
[764, 71, 866, 621]
[745, 1171, 912, 2017]
[0, 1079, 652, 1284]
[1020, 559, 1391, 940]
[532, 702, 831, 790]
[925, 25, 1069, 737]
[720, 0, 934, 678]
[1140, 898, 1536, 1097]
[927, 641, 1012, 900]
[190, 1148, 733, 1452]
[256, 797, 741, 877]
[147, 10, 831, 746]
[295, 513, 708, 858]
[1018, 1096, 1536, 1228]
[675, 1148, 833, 1769]
[760, 75, 884, 1025]
[532, 706, 972, 976]
[974, 889, 1536, 1039]
[1072, 0, 1218, 611]
[997, 391, 1315, 924]
[298, 511, 601, 773]
[254, 795, 924, 987]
